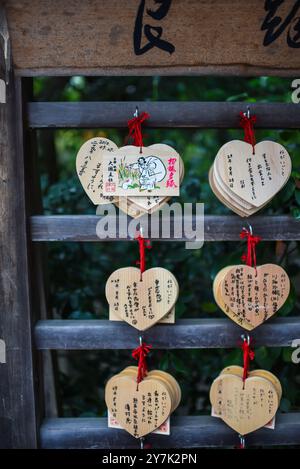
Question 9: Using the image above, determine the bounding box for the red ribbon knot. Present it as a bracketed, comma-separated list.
[132, 342, 152, 384]
[240, 228, 261, 271]
[126, 111, 150, 150]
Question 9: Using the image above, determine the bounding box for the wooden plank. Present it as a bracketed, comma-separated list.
[5, 0, 300, 76]
[30, 215, 300, 242]
[0, 7, 38, 447]
[34, 318, 300, 350]
[23, 78, 59, 419]
[40, 413, 300, 448]
[27, 101, 300, 129]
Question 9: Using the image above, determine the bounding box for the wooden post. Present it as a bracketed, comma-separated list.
[0, 6, 38, 447]
[23, 77, 58, 419]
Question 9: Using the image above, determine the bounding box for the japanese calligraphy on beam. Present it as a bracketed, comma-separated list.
[5, 0, 300, 76]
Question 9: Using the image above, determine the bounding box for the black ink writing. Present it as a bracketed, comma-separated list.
[134, 0, 175, 55]
[261, 0, 300, 48]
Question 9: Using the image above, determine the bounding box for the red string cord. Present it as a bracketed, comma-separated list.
[132, 342, 152, 384]
[135, 232, 151, 280]
[240, 228, 261, 271]
[126, 112, 150, 150]
[241, 336, 255, 383]
[239, 111, 257, 154]
[132, 231, 152, 385]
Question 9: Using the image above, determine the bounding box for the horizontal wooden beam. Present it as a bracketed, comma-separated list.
[17, 66, 300, 78]
[27, 102, 300, 129]
[34, 318, 300, 350]
[6, 0, 300, 77]
[30, 215, 300, 242]
[40, 413, 300, 448]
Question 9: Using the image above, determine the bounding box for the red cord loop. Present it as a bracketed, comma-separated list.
[241, 336, 255, 383]
[135, 232, 152, 278]
[126, 112, 150, 149]
[240, 228, 261, 270]
[239, 111, 257, 154]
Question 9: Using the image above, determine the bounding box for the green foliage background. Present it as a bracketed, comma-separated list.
[34, 76, 300, 419]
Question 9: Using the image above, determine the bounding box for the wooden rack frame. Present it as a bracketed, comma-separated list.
[1, 2, 300, 449]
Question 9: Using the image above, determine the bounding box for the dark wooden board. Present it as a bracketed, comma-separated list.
[30, 215, 300, 242]
[40, 413, 300, 448]
[0, 54, 38, 448]
[34, 318, 300, 350]
[27, 101, 300, 129]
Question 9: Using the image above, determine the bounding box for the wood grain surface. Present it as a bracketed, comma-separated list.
[4, 0, 300, 76]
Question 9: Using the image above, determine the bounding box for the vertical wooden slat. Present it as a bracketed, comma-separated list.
[23, 77, 58, 419]
[0, 7, 38, 448]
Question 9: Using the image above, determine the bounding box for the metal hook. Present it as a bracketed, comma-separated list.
[243, 106, 250, 119]
[139, 335, 143, 346]
[238, 434, 246, 449]
[241, 333, 250, 345]
[140, 437, 144, 449]
[246, 221, 253, 235]
[134, 106, 139, 118]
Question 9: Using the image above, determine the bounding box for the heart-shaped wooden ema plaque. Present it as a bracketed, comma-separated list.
[213, 265, 256, 330]
[210, 373, 279, 435]
[215, 140, 291, 208]
[105, 374, 172, 438]
[109, 302, 175, 324]
[220, 264, 290, 330]
[220, 366, 282, 400]
[102, 144, 180, 197]
[127, 144, 185, 212]
[76, 137, 118, 204]
[106, 267, 179, 331]
[77, 140, 184, 217]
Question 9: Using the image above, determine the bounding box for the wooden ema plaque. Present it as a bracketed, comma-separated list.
[102, 145, 180, 197]
[210, 371, 280, 435]
[213, 264, 290, 330]
[106, 267, 179, 331]
[109, 304, 175, 324]
[76, 139, 184, 217]
[220, 366, 282, 401]
[76, 137, 117, 205]
[105, 367, 181, 438]
[209, 140, 292, 216]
